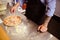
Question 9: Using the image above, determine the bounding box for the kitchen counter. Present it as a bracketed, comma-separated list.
[0, 6, 58, 40]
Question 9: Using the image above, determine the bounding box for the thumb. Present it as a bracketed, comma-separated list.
[10, 8, 14, 13]
[38, 26, 41, 31]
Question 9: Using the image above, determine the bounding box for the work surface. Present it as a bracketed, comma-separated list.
[0, 18, 58, 40]
[0, 11, 58, 40]
[0, 1, 58, 39]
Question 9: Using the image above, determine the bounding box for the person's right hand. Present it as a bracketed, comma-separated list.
[10, 6, 17, 13]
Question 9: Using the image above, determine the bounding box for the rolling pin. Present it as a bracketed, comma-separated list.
[0, 26, 10, 40]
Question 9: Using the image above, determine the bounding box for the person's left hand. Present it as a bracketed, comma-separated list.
[38, 24, 48, 32]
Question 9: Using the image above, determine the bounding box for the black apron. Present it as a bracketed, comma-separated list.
[25, 0, 46, 25]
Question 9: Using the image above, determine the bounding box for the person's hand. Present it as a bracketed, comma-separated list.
[10, 3, 19, 13]
[38, 24, 48, 32]
[10, 6, 17, 13]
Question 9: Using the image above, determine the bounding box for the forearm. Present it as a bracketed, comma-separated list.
[43, 0, 56, 27]
[42, 15, 52, 27]
[38, 15, 51, 32]
[14, 2, 20, 8]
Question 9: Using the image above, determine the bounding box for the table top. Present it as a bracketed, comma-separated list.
[0, 4, 58, 40]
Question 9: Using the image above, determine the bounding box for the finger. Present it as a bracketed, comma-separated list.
[10, 9, 13, 13]
[38, 26, 41, 30]
[10, 8, 14, 13]
[40, 27, 47, 32]
[12, 10, 14, 13]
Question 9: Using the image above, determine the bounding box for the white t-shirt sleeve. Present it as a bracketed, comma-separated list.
[45, 0, 56, 17]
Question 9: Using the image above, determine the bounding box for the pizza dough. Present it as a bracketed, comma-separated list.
[3, 15, 21, 26]
[0, 4, 7, 11]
